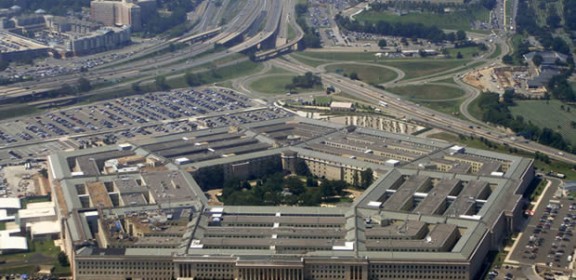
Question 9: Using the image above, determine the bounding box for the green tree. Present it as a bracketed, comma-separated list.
[77, 77, 92, 92]
[131, 82, 142, 93]
[502, 89, 515, 105]
[0, 59, 8, 71]
[285, 177, 305, 196]
[185, 71, 204, 87]
[456, 52, 463, 59]
[532, 54, 543, 66]
[58, 83, 74, 96]
[349, 72, 359, 80]
[38, 168, 48, 178]
[502, 54, 513, 64]
[360, 168, 374, 189]
[456, 30, 467, 41]
[546, 9, 561, 28]
[300, 188, 321, 206]
[154, 76, 170, 91]
[58, 251, 70, 267]
[378, 39, 387, 48]
[306, 176, 318, 187]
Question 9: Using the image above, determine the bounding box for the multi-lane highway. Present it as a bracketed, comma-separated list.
[270, 56, 576, 165]
[1, 0, 573, 166]
[0, 0, 283, 100]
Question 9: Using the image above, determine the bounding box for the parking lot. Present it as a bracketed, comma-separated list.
[507, 178, 575, 278]
[0, 87, 293, 166]
[0, 87, 253, 146]
[199, 107, 292, 127]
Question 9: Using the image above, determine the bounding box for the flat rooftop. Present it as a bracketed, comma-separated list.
[48, 115, 534, 262]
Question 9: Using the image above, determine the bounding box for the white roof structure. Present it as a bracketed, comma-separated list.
[28, 220, 60, 237]
[71, 171, 85, 177]
[18, 205, 56, 220]
[330, 102, 353, 110]
[175, 157, 190, 165]
[0, 209, 15, 222]
[0, 198, 21, 209]
[0, 230, 28, 252]
[26, 201, 54, 209]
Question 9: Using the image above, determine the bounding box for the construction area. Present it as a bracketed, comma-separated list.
[463, 65, 547, 98]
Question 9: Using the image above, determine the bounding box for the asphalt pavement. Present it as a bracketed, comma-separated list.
[504, 177, 575, 279]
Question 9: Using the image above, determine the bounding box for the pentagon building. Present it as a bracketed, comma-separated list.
[46, 115, 534, 280]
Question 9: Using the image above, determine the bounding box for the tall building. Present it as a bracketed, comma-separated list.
[90, 0, 142, 31]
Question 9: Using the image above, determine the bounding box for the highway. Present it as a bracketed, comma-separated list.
[253, 0, 304, 60]
[1, 0, 573, 166]
[269, 57, 576, 165]
[0, 0, 277, 100]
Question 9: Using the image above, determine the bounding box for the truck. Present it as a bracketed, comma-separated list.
[547, 171, 566, 179]
[379, 101, 388, 107]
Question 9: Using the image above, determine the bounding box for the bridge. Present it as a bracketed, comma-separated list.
[175, 27, 222, 44]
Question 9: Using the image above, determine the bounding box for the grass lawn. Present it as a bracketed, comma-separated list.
[387, 84, 465, 115]
[80, 60, 262, 106]
[0, 240, 71, 276]
[509, 100, 576, 145]
[314, 96, 332, 106]
[216, 81, 233, 88]
[287, 24, 296, 41]
[166, 60, 262, 89]
[467, 94, 485, 120]
[295, 51, 379, 62]
[266, 66, 294, 75]
[293, 52, 472, 80]
[249, 75, 298, 94]
[356, 8, 490, 31]
[434, 77, 458, 85]
[446, 46, 483, 59]
[428, 132, 576, 179]
[387, 84, 465, 101]
[385, 59, 472, 80]
[324, 64, 398, 84]
[419, 100, 463, 116]
[288, 54, 325, 67]
[487, 44, 502, 59]
[0, 104, 40, 121]
[0, 222, 5, 230]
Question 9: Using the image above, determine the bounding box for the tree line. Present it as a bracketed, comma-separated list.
[565, 0, 576, 32]
[285, 72, 322, 92]
[141, 0, 200, 37]
[515, 0, 572, 55]
[477, 91, 574, 152]
[547, 74, 576, 101]
[220, 172, 353, 206]
[295, 3, 322, 49]
[369, 0, 496, 15]
[335, 15, 467, 43]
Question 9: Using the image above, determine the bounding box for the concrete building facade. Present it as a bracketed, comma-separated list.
[46, 116, 535, 280]
[90, 0, 142, 31]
